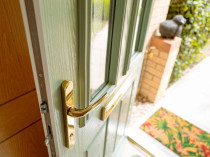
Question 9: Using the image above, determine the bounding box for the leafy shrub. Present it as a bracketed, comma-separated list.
[167, 0, 210, 84]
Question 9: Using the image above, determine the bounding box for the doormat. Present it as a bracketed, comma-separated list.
[140, 107, 210, 157]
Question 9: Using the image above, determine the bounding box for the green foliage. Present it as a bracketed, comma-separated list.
[167, 0, 210, 84]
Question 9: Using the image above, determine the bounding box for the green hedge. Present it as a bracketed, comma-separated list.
[167, 0, 210, 84]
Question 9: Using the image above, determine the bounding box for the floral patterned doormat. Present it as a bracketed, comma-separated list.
[140, 107, 210, 157]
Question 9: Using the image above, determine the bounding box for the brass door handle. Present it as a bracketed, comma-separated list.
[61, 80, 107, 148]
[67, 92, 108, 117]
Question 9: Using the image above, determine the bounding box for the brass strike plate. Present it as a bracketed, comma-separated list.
[61, 80, 75, 148]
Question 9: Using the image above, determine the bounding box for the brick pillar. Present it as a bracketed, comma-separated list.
[139, 36, 182, 102]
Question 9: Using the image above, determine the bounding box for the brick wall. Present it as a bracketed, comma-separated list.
[137, 0, 171, 101]
[140, 37, 181, 102]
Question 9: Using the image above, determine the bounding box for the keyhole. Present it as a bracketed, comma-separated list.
[70, 133, 74, 141]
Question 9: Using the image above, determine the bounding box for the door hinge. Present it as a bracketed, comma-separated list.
[40, 101, 48, 113]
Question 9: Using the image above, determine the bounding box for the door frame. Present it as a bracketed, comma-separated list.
[19, 0, 154, 156]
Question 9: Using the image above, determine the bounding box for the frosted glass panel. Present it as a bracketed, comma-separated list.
[90, 0, 111, 96]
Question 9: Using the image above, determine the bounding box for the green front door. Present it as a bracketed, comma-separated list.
[22, 0, 153, 156]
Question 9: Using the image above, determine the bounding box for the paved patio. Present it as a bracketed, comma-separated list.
[125, 56, 210, 157]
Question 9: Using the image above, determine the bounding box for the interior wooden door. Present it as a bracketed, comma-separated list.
[23, 0, 152, 156]
[0, 0, 48, 156]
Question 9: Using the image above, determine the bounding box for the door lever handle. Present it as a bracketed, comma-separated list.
[67, 92, 108, 118]
[61, 80, 107, 148]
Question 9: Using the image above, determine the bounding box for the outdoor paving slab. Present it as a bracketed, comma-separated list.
[162, 57, 210, 133]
